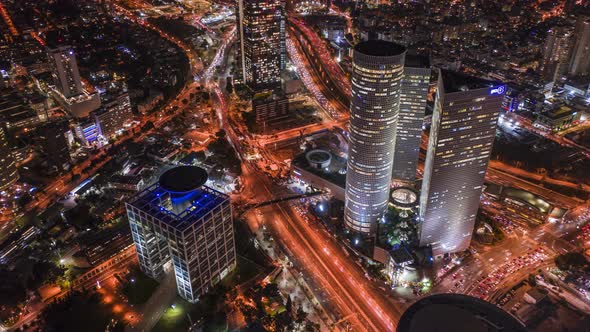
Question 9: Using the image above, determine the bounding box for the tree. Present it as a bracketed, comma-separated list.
[304, 322, 320, 332]
[141, 121, 154, 132]
[215, 129, 227, 139]
[295, 307, 307, 325]
[555, 252, 589, 271]
[528, 274, 537, 286]
[260, 283, 280, 299]
[285, 295, 292, 314]
[226, 78, 234, 94]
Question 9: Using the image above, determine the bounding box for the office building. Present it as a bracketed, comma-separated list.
[344, 40, 406, 235]
[540, 26, 574, 82]
[392, 54, 431, 183]
[47, 46, 100, 118]
[569, 17, 590, 76]
[126, 166, 236, 303]
[0, 123, 18, 191]
[37, 119, 71, 172]
[419, 70, 503, 255]
[252, 92, 289, 132]
[237, 0, 283, 90]
[94, 92, 133, 139]
[47, 46, 84, 99]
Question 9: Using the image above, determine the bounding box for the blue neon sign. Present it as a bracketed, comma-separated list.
[490, 85, 506, 95]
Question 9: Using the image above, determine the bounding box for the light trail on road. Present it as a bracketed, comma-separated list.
[287, 37, 341, 118]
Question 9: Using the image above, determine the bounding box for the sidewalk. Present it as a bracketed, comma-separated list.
[246, 212, 333, 329]
[126, 271, 177, 332]
[276, 267, 330, 331]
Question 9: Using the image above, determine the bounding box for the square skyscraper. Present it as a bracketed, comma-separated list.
[419, 70, 504, 255]
[126, 167, 236, 303]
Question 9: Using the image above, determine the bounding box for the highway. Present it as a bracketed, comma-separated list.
[205, 34, 404, 330]
[239, 163, 403, 332]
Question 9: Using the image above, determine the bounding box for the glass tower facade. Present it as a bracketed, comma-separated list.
[237, 0, 283, 90]
[344, 40, 406, 235]
[419, 70, 503, 255]
[126, 170, 236, 303]
[392, 54, 431, 183]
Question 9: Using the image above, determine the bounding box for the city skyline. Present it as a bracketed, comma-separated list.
[1, 1, 590, 331]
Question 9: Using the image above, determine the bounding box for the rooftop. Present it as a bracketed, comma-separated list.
[398, 294, 526, 332]
[159, 166, 208, 194]
[128, 181, 227, 232]
[354, 40, 406, 57]
[440, 69, 499, 93]
[405, 54, 430, 68]
[292, 149, 346, 188]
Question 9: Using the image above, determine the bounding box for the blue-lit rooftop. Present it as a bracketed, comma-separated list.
[128, 182, 228, 231]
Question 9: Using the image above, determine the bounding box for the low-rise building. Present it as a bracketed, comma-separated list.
[291, 149, 346, 201]
[252, 92, 289, 132]
[109, 174, 144, 191]
[94, 93, 133, 139]
[534, 105, 582, 131]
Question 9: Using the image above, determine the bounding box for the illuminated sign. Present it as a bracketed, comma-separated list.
[490, 85, 506, 95]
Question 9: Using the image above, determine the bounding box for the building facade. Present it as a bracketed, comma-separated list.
[126, 166, 236, 303]
[47, 46, 84, 99]
[47, 46, 101, 118]
[37, 119, 71, 172]
[419, 70, 503, 255]
[237, 0, 283, 90]
[569, 17, 590, 76]
[392, 54, 430, 183]
[0, 124, 18, 191]
[344, 40, 406, 234]
[94, 92, 133, 139]
[540, 26, 574, 82]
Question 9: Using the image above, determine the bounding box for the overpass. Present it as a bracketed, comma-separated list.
[236, 190, 324, 217]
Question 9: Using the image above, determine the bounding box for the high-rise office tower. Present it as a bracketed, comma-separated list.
[279, 2, 286, 71]
[237, 0, 283, 90]
[37, 119, 71, 172]
[344, 40, 406, 235]
[419, 70, 503, 255]
[569, 17, 590, 76]
[0, 124, 18, 191]
[392, 54, 431, 183]
[126, 166, 236, 302]
[540, 26, 574, 82]
[47, 46, 84, 99]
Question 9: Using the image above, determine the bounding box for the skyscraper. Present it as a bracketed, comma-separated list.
[47, 46, 84, 98]
[126, 166, 236, 302]
[344, 40, 406, 235]
[237, 0, 283, 90]
[37, 119, 71, 172]
[419, 70, 503, 255]
[47, 46, 100, 118]
[0, 124, 18, 191]
[540, 26, 574, 82]
[569, 17, 590, 76]
[392, 54, 431, 183]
